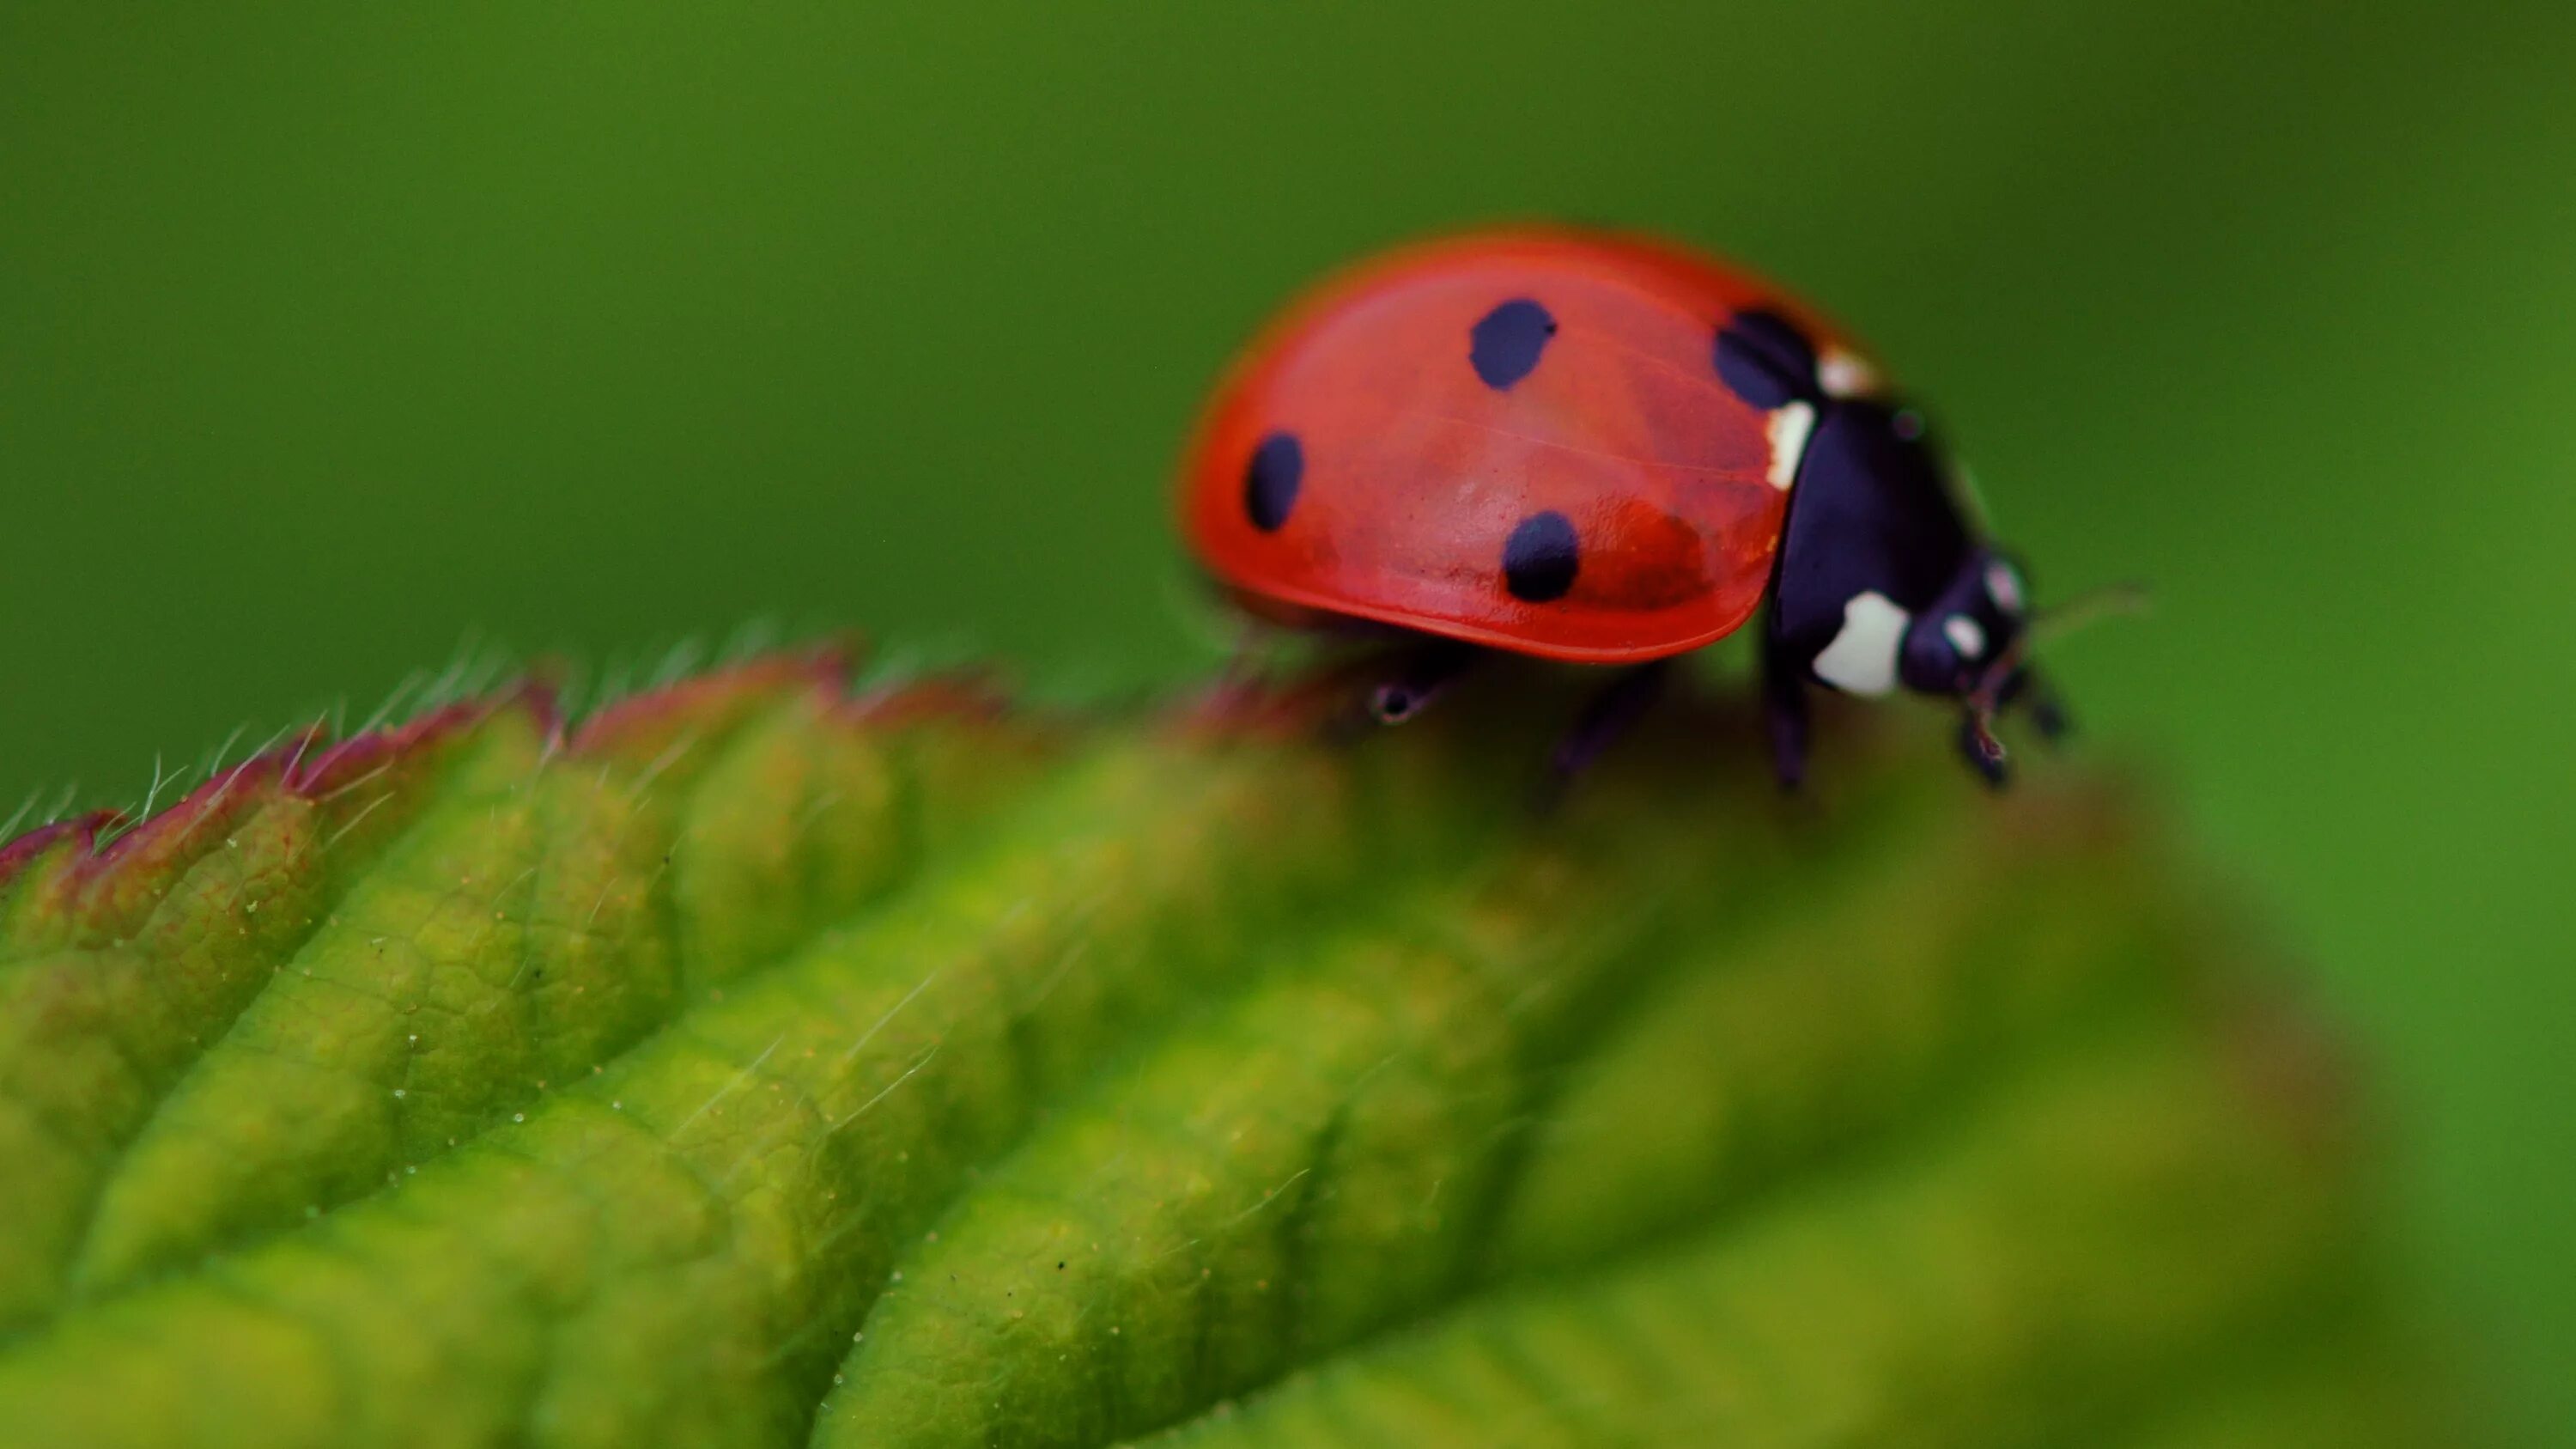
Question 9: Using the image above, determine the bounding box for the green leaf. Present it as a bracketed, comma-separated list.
[0, 654, 2450, 1446]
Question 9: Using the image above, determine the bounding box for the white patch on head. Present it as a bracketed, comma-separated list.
[1765, 400, 1815, 491]
[1943, 613, 1987, 661]
[1812, 591, 1911, 697]
[1984, 560, 2026, 615]
[1818, 348, 1880, 399]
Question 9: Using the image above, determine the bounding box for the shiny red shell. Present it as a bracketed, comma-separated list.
[1181, 228, 1874, 662]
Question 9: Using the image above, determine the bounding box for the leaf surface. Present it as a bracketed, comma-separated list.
[0, 655, 2447, 1446]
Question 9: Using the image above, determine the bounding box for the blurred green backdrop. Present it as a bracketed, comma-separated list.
[5, 2, 2571, 1437]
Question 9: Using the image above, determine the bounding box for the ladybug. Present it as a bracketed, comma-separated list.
[1179, 226, 2067, 787]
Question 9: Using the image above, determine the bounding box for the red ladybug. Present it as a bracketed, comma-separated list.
[1179, 227, 2064, 786]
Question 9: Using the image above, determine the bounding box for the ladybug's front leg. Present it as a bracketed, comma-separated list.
[1760, 630, 1811, 791]
[1956, 713, 2011, 788]
[2000, 667, 2072, 744]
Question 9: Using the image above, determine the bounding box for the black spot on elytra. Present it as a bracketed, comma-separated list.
[1503, 511, 1581, 602]
[1714, 308, 1819, 410]
[1469, 299, 1557, 390]
[1243, 431, 1303, 532]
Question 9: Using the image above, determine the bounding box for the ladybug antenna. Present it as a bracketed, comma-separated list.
[2033, 580, 2153, 645]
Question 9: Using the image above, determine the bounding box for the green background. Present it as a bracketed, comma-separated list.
[4, 2, 2569, 1438]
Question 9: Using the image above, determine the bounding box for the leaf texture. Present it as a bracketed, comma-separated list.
[0, 653, 2449, 1446]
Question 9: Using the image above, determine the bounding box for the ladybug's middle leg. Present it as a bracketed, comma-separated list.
[1543, 661, 1672, 794]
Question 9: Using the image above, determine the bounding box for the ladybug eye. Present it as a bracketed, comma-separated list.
[1942, 614, 1987, 661]
[1893, 409, 1927, 442]
[1984, 561, 2026, 615]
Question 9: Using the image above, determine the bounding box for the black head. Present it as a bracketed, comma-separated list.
[1760, 389, 2052, 781]
[1897, 545, 2044, 780]
[1897, 546, 2032, 699]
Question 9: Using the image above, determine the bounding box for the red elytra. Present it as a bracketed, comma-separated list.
[1179, 228, 1875, 663]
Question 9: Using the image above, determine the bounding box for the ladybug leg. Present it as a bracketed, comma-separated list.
[1761, 636, 1811, 791]
[1544, 661, 1672, 790]
[1956, 710, 2011, 788]
[1364, 639, 1479, 725]
[1984, 666, 2071, 747]
[2003, 667, 2073, 744]
[2030, 694, 2070, 744]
